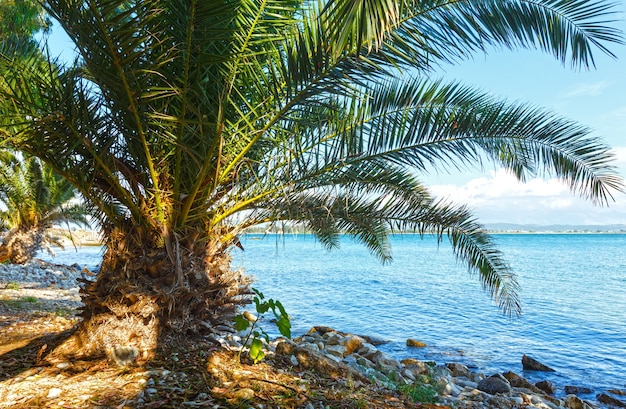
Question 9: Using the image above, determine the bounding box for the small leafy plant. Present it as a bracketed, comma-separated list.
[397, 367, 439, 404]
[398, 377, 439, 404]
[234, 288, 291, 364]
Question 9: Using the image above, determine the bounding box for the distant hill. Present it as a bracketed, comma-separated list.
[483, 223, 626, 233]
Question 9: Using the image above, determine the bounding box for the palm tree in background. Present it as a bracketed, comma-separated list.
[0, 0, 622, 359]
[0, 0, 49, 41]
[0, 152, 90, 264]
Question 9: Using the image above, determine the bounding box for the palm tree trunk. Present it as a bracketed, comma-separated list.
[55, 228, 252, 362]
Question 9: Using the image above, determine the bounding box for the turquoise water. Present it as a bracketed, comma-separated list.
[40, 234, 626, 395]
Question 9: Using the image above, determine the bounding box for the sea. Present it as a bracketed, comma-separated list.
[38, 233, 626, 398]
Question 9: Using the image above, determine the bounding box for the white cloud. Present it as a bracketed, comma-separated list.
[561, 82, 609, 98]
[430, 168, 626, 225]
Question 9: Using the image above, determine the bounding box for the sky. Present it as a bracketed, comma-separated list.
[41, 3, 626, 226]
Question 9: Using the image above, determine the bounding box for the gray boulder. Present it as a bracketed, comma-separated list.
[447, 362, 471, 378]
[477, 374, 512, 395]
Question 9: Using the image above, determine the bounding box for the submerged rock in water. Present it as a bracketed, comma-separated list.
[522, 354, 555, 372]
[565, 386, 594, 395]
[597, 393, 626, 408]
[406, 338, 426, 347]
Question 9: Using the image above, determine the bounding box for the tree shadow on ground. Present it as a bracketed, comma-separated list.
[0, 314, 431, 408]
[0, 313, 148, 408]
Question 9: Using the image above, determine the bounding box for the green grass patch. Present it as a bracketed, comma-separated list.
[4, 282, 19, 290]
[0, 296, 40, 308]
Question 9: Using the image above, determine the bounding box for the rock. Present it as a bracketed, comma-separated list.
[355, 355, 375, 369]
[565, 386, 594, 395]
[597, 393, 626, 408]
[275, 340, 368, 383]
[47, 388, 62, 399]
[324, 331, 342, 345]
[406, 338, 427, 347]
[447, 362, 471, 378]
[358, 334, 388, 346]
[609, 390, 626, 396]
[536, 380, 556, 394]
[439, 380, 462, 396]
[522, 354, 555, 372]
[402, 369, 416, 381]
[309, 326, 336, 335]
[356, 342, 378, 360]
[325, 345, 347, 358]
[502, 371, 540, 392]
[340, 335, 363, 355]
[564, 394, 593, 409]
[477, 374, 512, 395]
[486, 394, 515, 408]
[431, 364, 453, 380]
[401, 358, 421, 366]
[455, 378, 478, 389]
[233, 388, 255, 401]
[243, 311, 257, 322]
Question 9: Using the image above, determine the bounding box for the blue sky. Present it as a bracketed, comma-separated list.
[41, 3, 626, 226]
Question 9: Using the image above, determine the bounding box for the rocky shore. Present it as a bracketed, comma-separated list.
[210, 325, 626, 409]
[1, 260, 625, 408]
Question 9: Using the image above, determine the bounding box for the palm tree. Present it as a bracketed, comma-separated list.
[0, 152, 90, 264]
[0, 0, 49, 41]
[0, 0, 622, 359]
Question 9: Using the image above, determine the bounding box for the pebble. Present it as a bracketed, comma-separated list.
[46, 388, 62, 399]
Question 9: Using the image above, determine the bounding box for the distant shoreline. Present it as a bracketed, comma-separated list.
[46, 226, 626, 248]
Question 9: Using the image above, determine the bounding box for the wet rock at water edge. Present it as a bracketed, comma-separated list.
[564, 394, 594, 409]
[536, 379, 556, 394]
[502, 371, 541, 392]
[406, 338, 427, 347]
[565, 386, 594, 395]
[597, 393, 626, 408]
[522, 354, 555, 372]
[446, 362, 471, 378]
[477, 373, 512, 395]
